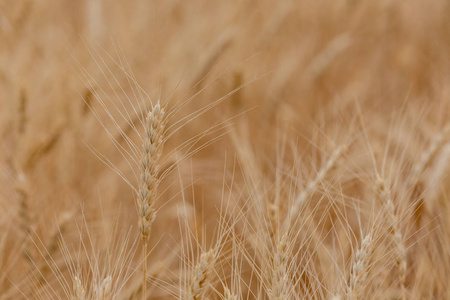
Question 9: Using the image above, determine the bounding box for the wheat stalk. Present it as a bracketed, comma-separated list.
[138, 102, 165, 300]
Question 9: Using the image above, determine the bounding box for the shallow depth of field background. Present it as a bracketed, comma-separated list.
[1, 1, 450, 299]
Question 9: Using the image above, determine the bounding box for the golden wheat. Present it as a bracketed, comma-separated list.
[2, 1, 450, 299]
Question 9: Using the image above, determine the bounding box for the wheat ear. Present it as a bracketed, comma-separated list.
[411, 124, 450, 185]
[187, 249, 216, 300]
[138, 102, 165, 300]
[223, 287, 238, 300]
[266, 146, 345, 299]
[288, 145, 345, 228]
[73, 275, 86, 300]
[38, 211, 73, 286]
[346, 233, 372, 300]
[95, 276, 112, 300]
[15, 171, 32, 264]
[269, 233, 290, 300]
[376, 177, 407, 300]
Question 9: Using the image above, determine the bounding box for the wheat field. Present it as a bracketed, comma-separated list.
[1, 1, 450, 299]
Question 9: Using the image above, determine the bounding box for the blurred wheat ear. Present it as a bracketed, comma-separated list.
[346, 233, 372, 300]
[72, 275, 86, 300]
[376, 177, 407, 300]
[187, 249, 216, 300]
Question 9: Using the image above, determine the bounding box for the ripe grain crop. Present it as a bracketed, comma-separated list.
[1, 1, 450, 299]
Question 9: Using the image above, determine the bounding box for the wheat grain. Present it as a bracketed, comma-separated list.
[138, 102, 166, 300]
[138, 102, 165, 240]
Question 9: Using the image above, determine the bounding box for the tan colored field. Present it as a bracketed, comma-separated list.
[1, 1, 450, 299]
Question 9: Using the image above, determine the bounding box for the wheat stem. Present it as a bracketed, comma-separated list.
[142, 241, 147, 300]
